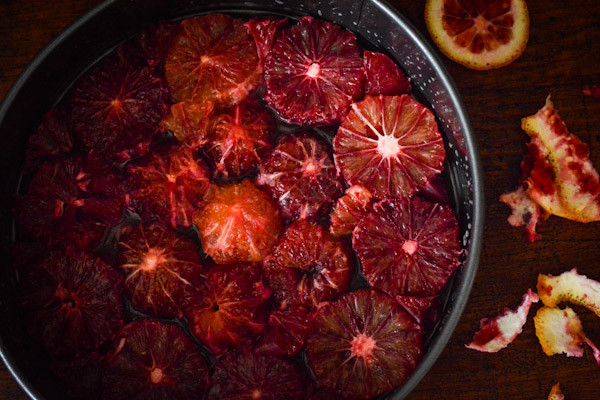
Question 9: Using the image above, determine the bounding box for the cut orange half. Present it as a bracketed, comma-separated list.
[425, 0, 529, 70]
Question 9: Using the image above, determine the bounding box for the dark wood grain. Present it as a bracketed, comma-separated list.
[1, 0, 600, 399]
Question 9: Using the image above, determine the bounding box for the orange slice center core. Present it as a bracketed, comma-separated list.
[150, 367, 164, 384]
[306, 62, 321, 78]
[200, 55, 212, 64]
[377, 135, 401, 158]
[350, 333, 377, 359]
[140, 248, 166, 271]
[402, 240, 419, 255]
[302, 158, 320, 177]
[110, 99, 123, 110]
[251, 389, 262, 399]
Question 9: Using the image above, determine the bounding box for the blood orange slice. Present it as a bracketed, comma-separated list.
[363, 51, 411, 96]
[353, 197, 461, 297]
[263, 219, 353, 308]
[522, 96, 600, 222]
[165, 14, 262, 105]
[102, 320, 210, 400]
[161, 101, 214, 148]
[425, 0, 529, 70]
[329, 185, 373, 237]
[244, 17, 287, 63]
[204, 99, 275, 178]
[24, 108, 73, 174]
[333, 95, 445, 200]
[186, 263, 271, 355]
[264, 16, 364, 125]
[194, 180, 283, 264]
[69, 54, 169, 163]
[124, 144, 211, 230]
[19, 249, 124, 356]
[307, 289, 422, 399]
[207, 349, 311, 400]
[117, 223, 204, 319]
[254, 305, 315, 357]
[257, 132, 343, 221]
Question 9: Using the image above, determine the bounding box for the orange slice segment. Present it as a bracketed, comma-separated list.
[425, 0, 529, 70]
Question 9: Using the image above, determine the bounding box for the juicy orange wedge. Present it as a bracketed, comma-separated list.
[425, 0, 529, 70]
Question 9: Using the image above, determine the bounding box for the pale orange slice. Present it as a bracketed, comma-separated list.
[425, 0, 529, 70]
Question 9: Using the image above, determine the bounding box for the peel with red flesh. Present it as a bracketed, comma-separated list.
[263, 219, 353, 308]
[194, 179, 283, 264]
[257, 132, 343, 221]
[354, 197, 461, 297]
[500, 186, 548, 242]
[522, 96, 600, 222]
[466, 289, 538, 353]
[102, 320, 210, 400]
[264, 16, 364, 125]
[124, 144, 211, 230]
[19, 249, 124, 356]
[186, 263, 271, 355]
[307, 289, 422, 399]
[207, 349, 311, 400]
[333, 95, 445, 199]
[165, 14, 262, 105]
[534, 306, 600, 366]
[537, 269, 600, 318]
[363, 51, 411, 96]
[118, 223, 204, 318]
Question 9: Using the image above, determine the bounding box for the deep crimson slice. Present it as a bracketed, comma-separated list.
[69, 54, 169, 163]
[19, 249, 124, 356]
[363, 51, 411, 96]
[52, 353, 102, 400]
[254, 305, 316, 357]
[329, 185, 373, 237]
[124, 144, 211, 229]
[245, 17, 287, 63]
[264, 220, 353, 308]
[353, 197, 461, 297]
[194, 180, 283, 264]
[117, 223, 204, 318]
[161, 101, 214, 147]
[120, 21, 182, 69]
[14, 157, 124, 250]
[264, 16, 364, 125]
[186, 263, 271, 354]
[207, 349, 310, 400]
[307, 289, 422, 399]
[204, 99, 275, 177]
[25, 108, 73, 174]
[165, 14, 262, 105]
[102, 320, 209, 400]
[257, 132, 343, 221]
[333, 95, 445, 199]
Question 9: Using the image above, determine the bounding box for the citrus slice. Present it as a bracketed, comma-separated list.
[425, 0, 529, 70]
[186, 263, 271, 355]
[165, 14, 262, 105]
[193, 180, 283, 264]
[522, 96, 600, 222]
[333, 95, 445, 199]
[534, 306, 600, 366]
[264, 16, 364, 125]
[307, 289, 422, 399]
[117, 223, 204, 319]
[466, 289, 538, 353]
[353, 197, 461, 297]
[363, 51, 411, 96]
[329, 185, 373, 237]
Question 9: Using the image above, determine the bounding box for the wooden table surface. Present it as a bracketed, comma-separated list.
[1, 0, 599, 399]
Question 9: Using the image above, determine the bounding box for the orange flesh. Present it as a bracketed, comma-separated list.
[150, 367, 164, 384]
[442, 0, 514, 54]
